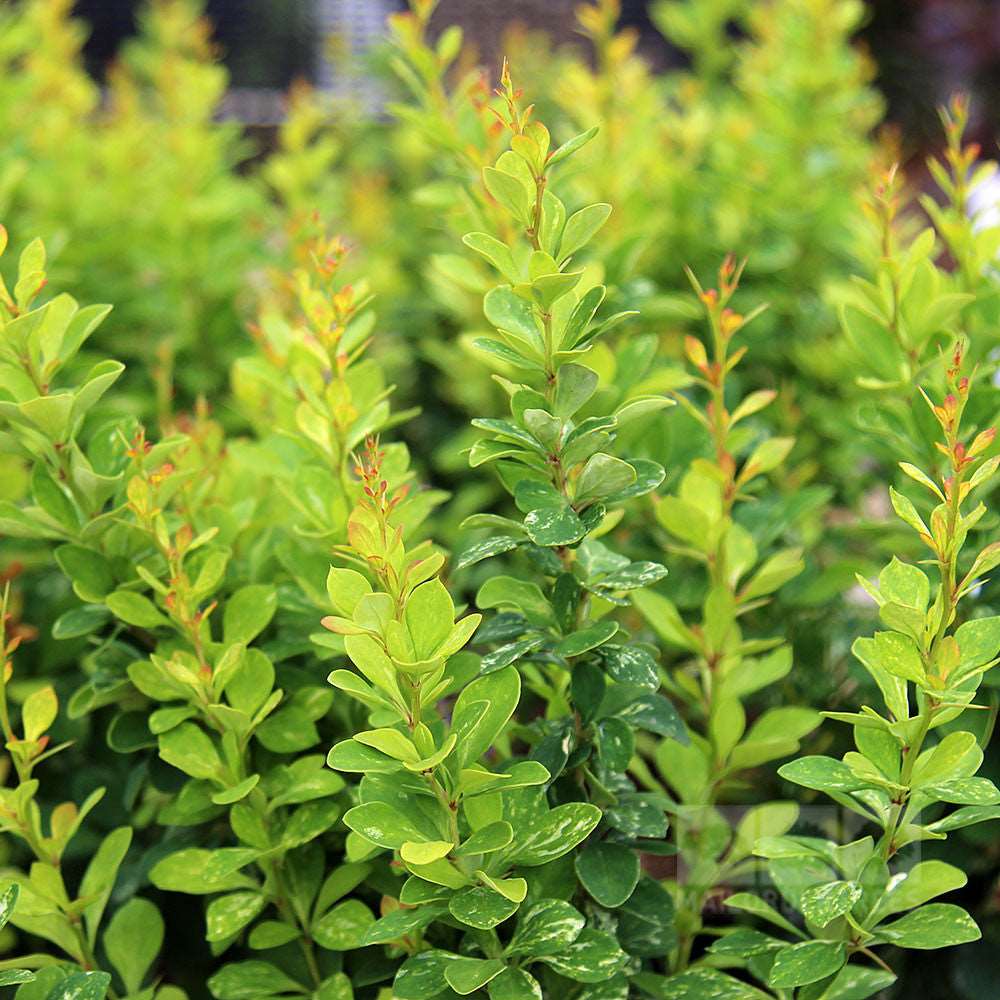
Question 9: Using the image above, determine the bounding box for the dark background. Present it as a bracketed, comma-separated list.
[71, 0, 1000, 156]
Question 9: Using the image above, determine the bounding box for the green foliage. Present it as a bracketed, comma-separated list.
[2, 1, 1000, 998]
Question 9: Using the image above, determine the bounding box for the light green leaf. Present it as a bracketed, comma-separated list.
[800, 880, 862, 928]
[158, 723, 222, 780]
[207, 960, 306, 999]
[871, 860, 967, 921]
[872, 630, 926, 684]
[488, 968, 541, 1000]
[326, 567, 372, 617]
[504, 899, 585, 958]
[451, 666, 521, 765]
[575, 453, 636, 505]
[105, 590, 167, 628]
[873, 902, 980, 949]
[394, 950, 462, 1000]
[559, 203, 612, 260]
[45, 972, 112, 1000]
[80, 827, 132, 946]
[448, 885, 518, 929]
[538, 928, 628, 983]
[654, 969, 772, 999]
[206, 892, 266, 943]
[553, 363, 599, 417]
[313, 899, 374, 950]
[768, 940, 846, 988]
[444, 958, 506, 996]
[555, 621, 618, 658]
[103, 898, 163, 994]
[223, 585, 277, 644]
[778, 756, 876, 793]
[505, 802, 601, 866]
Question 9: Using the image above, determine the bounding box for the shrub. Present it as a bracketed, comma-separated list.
[2, 2, 1000, 999]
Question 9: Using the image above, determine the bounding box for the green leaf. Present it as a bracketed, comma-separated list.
[729, 802, 799, 862]
[553, 364, 599, 417]
[327, 739, 400, 774]
[80, 826, 132, 947]
[477, 576, 553, 626]
[158, 723, 221, 780]
[768, 940, 846, 988]
[248, 921, 301, 950]
[801, 965, 896, 1000]
[778, 756, 875, 793]
[575, 453, 636, 505]
[523, 504, 587, 546]
[103, 898, 163, 994]
[315, 973, 351, 1000]
[653, 969, 772, 999]
[46, 972, 112, 1000]
[596, 561, 669, 593]
[343, 801, 440, 851]
[879, 557, 929, 609]
[394, 951, 463, 1000]
[488, 968, 541, 1000]
[256, 706, 319, 753]
[504, 899, 585, 958]
[54, 544, 112, 600]
[575, 842, 640, 907]
[555, 621, 618, 658]
[52, 605, 110, 640]
[742, 436, 795, 480]
[212, 774, 260, 805]
[873, 902, 980, 949]
[206, 891, 266, 943]
[872, 630, 926, 684]
[0, 971, 34, 986]
[0, 885, 19, 933]
[870, 860, 966, 921]
[313, 899, 374, 950]
[223, 585, 277, 644]
[105, 590, 167, 628]
[800, 880, 862, 928]
[611, 690, 686, 741]
[463, 232, 518, 282]
[954, 615, 1000, 672]
[21, 686, 57, 742]
[361, 905, 445, 946]
[559, 203, 612, 260]
[538, 928, 627, 983]
[458, 821, 514, 855]
[455, 535, 521, 570]
[405, 578, 455, 659]
[600, 645, 659, 689]
[444, 958, 506, 996]
[484, 286, 539, 343]
[483, 168, 531, 224]
[725, 892, 807, 939]
[912, 730, 981, 787]
[927, 804, 1000, 832]
[505, 802, 601, 866]
[451, 666, 521, 765]
[547, 125, 599, 167]
[448, 886, 518, 929]
[617, 876, 677, 956]
[325, 567, 372, 617]
[150, 849, 255, 895]
[207, 961, 306, 999]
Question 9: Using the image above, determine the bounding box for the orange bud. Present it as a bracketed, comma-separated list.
[684, 335, 708, 371]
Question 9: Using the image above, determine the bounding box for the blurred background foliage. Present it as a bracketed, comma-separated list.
[3, 0, 1000, 997]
